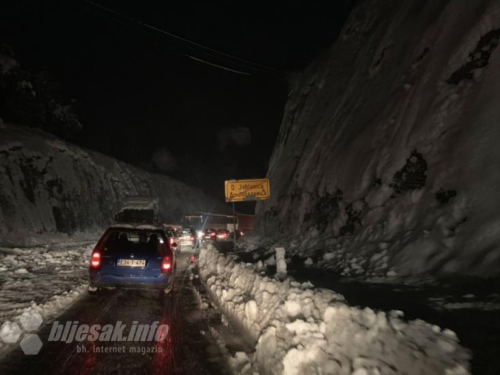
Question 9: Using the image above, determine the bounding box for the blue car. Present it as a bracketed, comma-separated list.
[88, 224, 176, 298]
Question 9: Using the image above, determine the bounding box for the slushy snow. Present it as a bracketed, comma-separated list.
[0, 243, 93, 355]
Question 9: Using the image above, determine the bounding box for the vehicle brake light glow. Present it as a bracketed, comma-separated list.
[162, 256, 172, 271]
[90, 252, 101, 268]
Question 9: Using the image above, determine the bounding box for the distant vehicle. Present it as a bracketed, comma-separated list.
[182, 212, 255, 233]
[88, 224, 176, 299]
[177, 228, 197, 249]
[216, 229, 230, 241]
[233, 229, 245, 238]
[182, 215, 205, 233]
[114, 196, 160, 224]
[203, 228, 217, 241]
[162, 226, 179, 254]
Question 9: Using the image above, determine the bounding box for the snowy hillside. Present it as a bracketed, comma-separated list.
[257, 0, 500, 278]
[0, 121, 222, 246]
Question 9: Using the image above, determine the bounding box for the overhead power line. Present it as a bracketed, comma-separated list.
[187, 55, 253, 76]
[81, 0, 289, 77]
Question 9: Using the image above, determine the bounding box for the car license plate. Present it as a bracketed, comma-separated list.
[117, 259, 146, 267]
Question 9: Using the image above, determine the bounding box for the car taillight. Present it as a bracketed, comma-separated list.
[90, 252, 101, 268]
[190, 235, 194, 242]
[162, 256, 172, 272]
[169, 237, 174, 245]
[90, 233, 108, 269]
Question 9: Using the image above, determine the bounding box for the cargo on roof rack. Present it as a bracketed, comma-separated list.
[114, 196, 160, 224]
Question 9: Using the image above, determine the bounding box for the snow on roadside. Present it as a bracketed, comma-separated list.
[199, 244, 471, 375]
[0, 243, 94, 355]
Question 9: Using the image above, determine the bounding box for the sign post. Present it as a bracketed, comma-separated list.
[224, 178, 270, 246]
[233, 202, 236, 244]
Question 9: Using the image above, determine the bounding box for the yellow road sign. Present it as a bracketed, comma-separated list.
[225, 179, 270, 202]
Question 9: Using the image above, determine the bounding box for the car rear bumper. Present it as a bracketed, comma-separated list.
[89, 271, 171, 290]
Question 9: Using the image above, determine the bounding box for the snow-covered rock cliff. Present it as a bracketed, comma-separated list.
[0, 122, 221, 246]
[257, 0, 500, 278]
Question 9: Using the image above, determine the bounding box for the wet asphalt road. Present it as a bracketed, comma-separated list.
[0, 251, 229, 375]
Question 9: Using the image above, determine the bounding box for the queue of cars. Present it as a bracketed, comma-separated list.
[88, 196, 246, 298]
[198, 228, 244, 242]
[166, 226, 244, 246]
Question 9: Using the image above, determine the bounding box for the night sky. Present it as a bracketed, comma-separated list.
[1, 0, 352, 204]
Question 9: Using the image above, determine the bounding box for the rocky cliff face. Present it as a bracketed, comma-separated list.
[0, 122, 222, 246]
[257, 0, 500, 277]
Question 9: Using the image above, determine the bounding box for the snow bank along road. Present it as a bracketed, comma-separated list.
[200, 243, 472, 375]
[0, 241, 95, 350]
[0, 246, 230, 375]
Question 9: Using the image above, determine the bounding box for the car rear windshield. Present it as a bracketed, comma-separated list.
[103, 230, 167, 254]
[179, 229, 194, 235]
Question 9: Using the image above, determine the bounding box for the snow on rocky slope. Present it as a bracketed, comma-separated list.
[199, 244, 470, 375]
[0, 121, 223, 246]
[256, 0, 500, 278]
